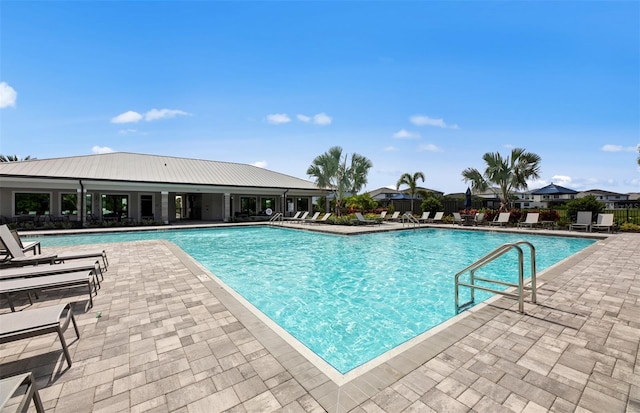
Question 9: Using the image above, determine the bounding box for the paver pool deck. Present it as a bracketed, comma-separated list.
[1, 222, 638, 412]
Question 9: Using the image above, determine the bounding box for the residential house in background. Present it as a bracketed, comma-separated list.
[578, 189, 630, 209]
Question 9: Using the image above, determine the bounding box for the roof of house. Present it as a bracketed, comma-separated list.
[531, 183, 578, 195]
[579, 189, 628, 197]
[0, 152, 322, 190]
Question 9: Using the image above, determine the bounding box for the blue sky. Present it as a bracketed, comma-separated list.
[1, 1, 639, 194]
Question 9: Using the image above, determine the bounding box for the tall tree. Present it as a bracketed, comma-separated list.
[307, 146, 373, 216]
[0, 155, 32, 162]
[396, 172, 425, 213]
[461, 148, 541, 211]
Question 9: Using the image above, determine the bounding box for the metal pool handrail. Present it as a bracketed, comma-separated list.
[455, 240, 536, 313]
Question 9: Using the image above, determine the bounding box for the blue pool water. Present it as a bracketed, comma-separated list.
[34, 227, 594, 373]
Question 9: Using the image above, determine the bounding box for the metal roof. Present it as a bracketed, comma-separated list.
[0, 152, 321, 190]
[532, 183, 578, 195]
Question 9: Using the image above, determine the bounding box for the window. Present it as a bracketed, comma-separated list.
[240, 197, 257, 215]
[85, 194, 93, 215]
[102, 194, 128, 219]
[295, 197, 308, 211]
[15, 193, 50, 215]
[260, 197, 275, 213]
[61, 193, 78, 215]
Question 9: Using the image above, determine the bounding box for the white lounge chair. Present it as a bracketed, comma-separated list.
[473, 213, 486, 226]
[310, 212, 332, 224]
[489, 212, 511, 227]
[387, 211, 401, 222]
[428, 211, 444, 223]
[302, 211, 320, 224]
[417, 212, 431, 223]
[591, 213, 614, 233]
[517, 212, 540, 228]
[570, 211, 592, 232]
[0, 303, 80, 367]
[379, 211, 387, 220]
[452, 212, 464, 225]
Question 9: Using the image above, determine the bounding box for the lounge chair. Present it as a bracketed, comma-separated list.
[517, 212, 540, 228]
[452, 212, 464, 225]
[591, 213, 614, 233]
[379, 211, 387, 220]
[0, 372, 45, 413]
[570, 211, 592, 232]
[302, 211, 320, 224]
[0, 224, 108, 270]
[0, 270, 98, 311]
[386, 211, 401, 222]
[310, 212, 332, 224]
[289, 211, 309, 223]
[489, 212, 511, 227]
[0, 259, 103, 285]
[285, 211, 302, 221]
[417, 212, 431, 223]
[473, 213, 485, 226]
[352, 212, 378, 225]
[10, 229, 41, 255]
[428, 211, 444, 223]
[0, 303, 80, 368]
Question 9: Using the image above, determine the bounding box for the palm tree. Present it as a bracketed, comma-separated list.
[462, 148, 541, 211]
[637, 145, 639, 166]
[0, 155, 32, 162]
[307, 146, 373, 216]
[396, 172, 425, 213]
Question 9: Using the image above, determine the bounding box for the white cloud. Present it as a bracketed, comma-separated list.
[0, 82, 17, 108]
[118, 129, 138, 135]
[252, 161, 268, 168]
[417, 143, 443, 152]
[410, 115, 459, 129]
[111, 108, 190, 124]
[297, 114, 311, 123]
[393, 129, 421, 139]
[383, 146, 398, 152]
[144, 108, 190, 121]
[111, 111, 143, 124]
[92, 145, 114, 154]
[313, 112, 332, 126]
[601, 144, 638, 152]
[266, 113, 292, 124]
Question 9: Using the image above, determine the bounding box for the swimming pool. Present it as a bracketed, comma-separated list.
[34, 227, 595, 373]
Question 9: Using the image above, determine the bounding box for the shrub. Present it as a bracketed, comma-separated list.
[421, 196, 443, 214]
[565, 196, 604, 222]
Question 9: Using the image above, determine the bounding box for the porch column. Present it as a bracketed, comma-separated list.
[161, 191, 169, 224]
[224, 193, 231, 222]
[77, 188, 84, 226]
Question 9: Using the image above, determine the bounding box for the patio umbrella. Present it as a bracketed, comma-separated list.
[464, 187, 472, 209]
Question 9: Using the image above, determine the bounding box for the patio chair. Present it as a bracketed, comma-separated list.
[489, 212, 511, 227]
[569, 211, 592, 232]
[591, 213, 614, 233]
[473, 213, 486, 226]
[352, 212, 379, 225]
[10, 229, 41, 255]
[0, 259, 103, 285]
[428, 211, 444, 223]
[386, 211, 401, 222]
[0, 270, 98, 311]
[517, 212, 540, 228]
[302, 211, 321, 224]
[417, 212, 431, 223]
[0, 372, 45, 413]
[310, 212, 332, 224]
[0, 225, 108, 270]
[452, 212, 464, 225]
[0, 303, 80, 368]
[379, 211, 387, 220]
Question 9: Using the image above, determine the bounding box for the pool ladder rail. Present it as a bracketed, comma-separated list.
[402, 213, 420, 228]
[268, 212, 283, 225]
[455, 240, 537, 314]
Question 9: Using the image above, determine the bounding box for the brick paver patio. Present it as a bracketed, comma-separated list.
[1, 224, 638, 412]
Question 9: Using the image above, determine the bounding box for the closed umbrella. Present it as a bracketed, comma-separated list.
[464, 187, 472, 209]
